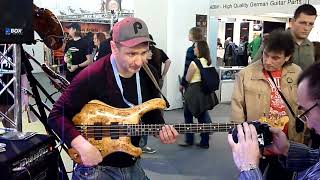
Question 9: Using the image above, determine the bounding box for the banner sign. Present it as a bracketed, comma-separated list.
[209, 0, 319, 16]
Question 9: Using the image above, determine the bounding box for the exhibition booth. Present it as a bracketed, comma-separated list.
[208, 0, 320, 102]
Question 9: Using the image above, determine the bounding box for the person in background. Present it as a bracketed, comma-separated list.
[179, 27, 203, 94]
[84, 31, 94, 55]
[231, 30, 303, 180]
[179, 40, 214, 149]
[104, 30, 113, 56]
[94, 31, 113, 62]
[248, 34, 262, 60]
[312, 41, 320, 63]
[238, 35, 249, 66]
[252, 31, 270, 62]
[48, 17, 178, 179]
[64, 22, 92, 82]
[252, 4, 317, 70]
[290, 4, 317, 70]
[224, 37, 232, 49]
[147, 34, 171, 89]
[290, 4, 318, 149]
[223, 38, 238, 66]
[139, 34, 172, 154]
[217, 38, 223, 48]
[93, 32, 107, 61]
[228, 63, 320, 180]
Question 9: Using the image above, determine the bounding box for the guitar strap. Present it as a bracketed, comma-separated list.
[266, 71, 295, 117]
[142, 63, 170, 108]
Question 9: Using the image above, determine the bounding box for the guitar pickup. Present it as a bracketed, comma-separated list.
[93, 122, 103, 140]
[110, 122, 119, 139]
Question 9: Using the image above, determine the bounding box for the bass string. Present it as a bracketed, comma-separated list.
[76, 127, 233, 131]
[76, 123, 238, 127]
[75, 125, 236, 129]
[77, 129, 232, 134]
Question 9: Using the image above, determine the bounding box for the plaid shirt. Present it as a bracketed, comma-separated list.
[239, 142, 320, 180]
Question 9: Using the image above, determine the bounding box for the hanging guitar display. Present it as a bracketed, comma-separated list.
[68, 98, 289, 164]
[32, 4, 64, 50]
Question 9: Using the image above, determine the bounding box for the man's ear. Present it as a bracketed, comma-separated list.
[110, 41, 118, 54]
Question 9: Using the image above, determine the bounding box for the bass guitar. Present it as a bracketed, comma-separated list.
[68, 98, 289, 164]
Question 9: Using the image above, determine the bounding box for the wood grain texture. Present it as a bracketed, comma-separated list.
[68, 98, 166, 164]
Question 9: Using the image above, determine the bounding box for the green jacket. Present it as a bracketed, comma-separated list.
[248, 36, 261, 58]
[293, 39, 314, 70]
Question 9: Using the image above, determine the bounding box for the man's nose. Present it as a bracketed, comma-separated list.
[264, 58, 272, 65]
[134, 55, 146, 66]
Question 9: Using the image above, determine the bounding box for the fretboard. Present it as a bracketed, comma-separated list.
[76, 123, 237, 138]
[127, 123, 236, 136]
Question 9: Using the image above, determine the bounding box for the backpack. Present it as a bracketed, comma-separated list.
[194, 59, 220, 94]
[224, 43, 239, 66]
[238, 42, 245, 55]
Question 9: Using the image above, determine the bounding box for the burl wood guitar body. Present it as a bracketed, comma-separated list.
[68, 98, 166, 164]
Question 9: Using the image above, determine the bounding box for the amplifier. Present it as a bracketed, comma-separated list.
[0, 0, 34, 44]
[0, 134, 59, 180]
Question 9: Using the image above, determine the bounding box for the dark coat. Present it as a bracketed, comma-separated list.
[184, 82, 217, 118]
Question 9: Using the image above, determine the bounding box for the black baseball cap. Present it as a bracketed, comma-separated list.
[66, 22, 81, 31]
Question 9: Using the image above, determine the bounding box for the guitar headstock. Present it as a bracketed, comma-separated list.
[258, 116, 289, 130]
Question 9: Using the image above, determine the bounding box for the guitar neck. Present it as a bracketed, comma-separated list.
[76, 123, 237, 138]
[127, 123, 236, 136]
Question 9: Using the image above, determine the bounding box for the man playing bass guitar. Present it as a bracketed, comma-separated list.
[48, 17, 179, 180]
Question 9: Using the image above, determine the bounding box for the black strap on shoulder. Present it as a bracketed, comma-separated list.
[267, 71, 295, 117]
[193, 58, 204, 70]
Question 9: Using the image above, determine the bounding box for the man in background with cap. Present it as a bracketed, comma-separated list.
[64, 22, 92, 81]
[48, 17, 178, 179]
